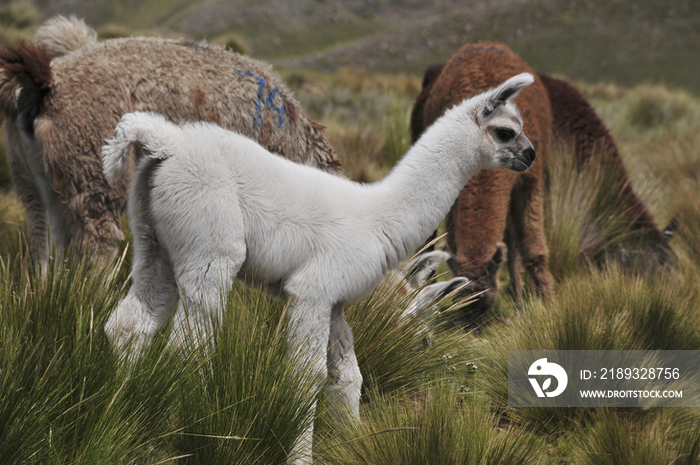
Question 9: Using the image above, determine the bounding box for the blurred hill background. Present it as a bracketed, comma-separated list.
[2, 0, 699, 94]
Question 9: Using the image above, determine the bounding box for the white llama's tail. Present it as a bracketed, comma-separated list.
[102, 112, 179, 185]
[33, 15, 98, 58]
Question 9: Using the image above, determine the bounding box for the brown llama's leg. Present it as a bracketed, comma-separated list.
[5, 119, 49, 272]
[510, 165, 553, 299]
[504, 215, 523, 308]
[36, 114, 127, 264]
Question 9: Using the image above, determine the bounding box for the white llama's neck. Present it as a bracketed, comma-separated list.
[372, 102, 487, 267]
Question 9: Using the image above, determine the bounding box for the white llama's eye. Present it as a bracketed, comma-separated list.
[493, 127, 516, 142]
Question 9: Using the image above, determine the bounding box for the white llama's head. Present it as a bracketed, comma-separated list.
[475, 72, 536, 172]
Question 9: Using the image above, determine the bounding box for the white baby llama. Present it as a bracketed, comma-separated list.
[103, 72, 536, 464]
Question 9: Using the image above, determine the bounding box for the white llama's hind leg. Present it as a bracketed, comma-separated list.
[326, 303, 362, 424]
[148, 154, 247, 351]
[169, 255, 240, 352]
[105, 239, 178, 357]
[105, 158, 178, 358]
[286, 297, 333, 465]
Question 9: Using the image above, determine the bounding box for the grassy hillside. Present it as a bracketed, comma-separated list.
[14, 0, 699, 94]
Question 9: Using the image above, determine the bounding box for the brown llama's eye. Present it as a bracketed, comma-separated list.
[494, 127, 515, 142]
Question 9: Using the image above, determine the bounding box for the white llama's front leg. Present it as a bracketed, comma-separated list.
[286, 297, 333, 465]
[105, 157, 179, 359]
[326, 303, 362, 424]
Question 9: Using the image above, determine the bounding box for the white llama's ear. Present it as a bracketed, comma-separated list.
[480, 72, 535, 121]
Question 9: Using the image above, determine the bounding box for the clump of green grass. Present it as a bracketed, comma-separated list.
[582, 81, 700, 155]
[380, 94, 412, 167]
[285, 68, 415, 176]
[214, 31, 250, 55]
[567, 410, 700, 465]
[0, 0, 37, 30]
[475, 260, 700, 430]
[0, 249, 198, 464]
[323, 93, 411, 182]
[96, 23, 132, 40]
[0, 2, 36, 46]
[317, 379, 546, 465]
[544, 141, 659, 280]
[625, 85, 695, 131]
[325, 122, 387, 182]
[331, 67, 421, 98]
[347, 270, 475, 397]
[173, 282, 323, 464]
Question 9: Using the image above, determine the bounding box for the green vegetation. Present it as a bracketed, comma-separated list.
[2, 70, 699, 463]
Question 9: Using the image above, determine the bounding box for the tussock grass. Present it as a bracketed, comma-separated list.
[347, 272, 474, 397]
[95, 23, 132, 40]
[544, 141, 665, 280]
[325, 122, 387, 182]
[582, 83, 700, 193]
[0, 0, 37, 45]
[625, 85, 697, 131]
[291, 71, 414, 182]
[173, 283, 323, 464]
[330, 67, 421, 99]
[476, 261, 700, 430]
[324, 93, 411, 182]
[380, 94, 412, 168]
[0, 232, 477, 463]
[567, 411, 700, 465]
[213, 31, 250, 55]
[317, 379, 546, 465]
[0, 250, 196, 464]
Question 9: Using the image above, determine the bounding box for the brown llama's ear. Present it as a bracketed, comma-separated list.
[486, 244, 504, 278]
[480, 72, 534, 121]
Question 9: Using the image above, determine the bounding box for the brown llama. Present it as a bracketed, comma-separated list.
[411, 44, 672, 325]
[0, 16, 340, 273]
[413, 42, 554, 325]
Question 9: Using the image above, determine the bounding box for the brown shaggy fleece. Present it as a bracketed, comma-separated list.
[0, 35, 340, 267]
[415, 42, 554, 326]
[409, 63, 445, 145]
